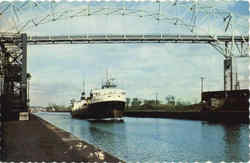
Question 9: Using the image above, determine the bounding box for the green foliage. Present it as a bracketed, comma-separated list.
[127, 96, 200, 112]
[144, 100, 155, 105]
[175, 98, 192, 106]
[131, 98, 142, 106]
[165, 95, 175, 105]
[126, 98, 131, 106]
[27, 73, 32, 80]
[156, 100, 161, 105]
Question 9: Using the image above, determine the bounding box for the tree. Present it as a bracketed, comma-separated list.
[27, 73, 32, 80]
[175, 98, 191, 106]
[144, 99, 155, 105]
[131, 98, 142, 106]
[126, 98, 131, 109]
[165, 95, 175, 105]
[156, 99, 162, 105]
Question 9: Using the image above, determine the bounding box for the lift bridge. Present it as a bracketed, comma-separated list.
[0, 1, 249, 161]
[0, 0, 248, 121]
[0, 33, 248, 120]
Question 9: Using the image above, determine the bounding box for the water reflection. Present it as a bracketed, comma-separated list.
[201, 122, 248, 162]
[222, 124, 247, 161]
[36, 113, 249, 162]
[69, 118, 75, 135]
[86, 120, 129, 160]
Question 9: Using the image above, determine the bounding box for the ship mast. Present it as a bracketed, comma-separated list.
[85, 79, 87, 97]
[80, 74, 88, 100]
[82, 80, 85, 93]
[106, 69, 109, 82]
[80, 80, 85, 100]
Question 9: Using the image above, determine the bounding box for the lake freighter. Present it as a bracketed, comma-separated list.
[71, 74, 126, 119]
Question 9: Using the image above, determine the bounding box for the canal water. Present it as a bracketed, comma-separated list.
[35, 112, 249, 162]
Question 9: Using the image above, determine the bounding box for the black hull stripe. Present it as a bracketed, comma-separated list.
[71, 101, 125, 119]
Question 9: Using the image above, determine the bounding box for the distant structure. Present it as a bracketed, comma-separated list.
[201, 89, 249, 112]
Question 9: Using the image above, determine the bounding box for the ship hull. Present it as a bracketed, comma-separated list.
[71, 101, 125, 119]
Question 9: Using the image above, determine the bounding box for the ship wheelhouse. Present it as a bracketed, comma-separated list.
[90, 77, 126, 104]
[71, 71, 126, 119]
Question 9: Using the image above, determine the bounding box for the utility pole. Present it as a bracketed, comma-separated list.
[235, 71, 240, 90]
[200, 77, 205, 95]
[155, 92, 158, 105]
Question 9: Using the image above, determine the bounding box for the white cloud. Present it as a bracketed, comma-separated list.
[28, 41, 247, 106]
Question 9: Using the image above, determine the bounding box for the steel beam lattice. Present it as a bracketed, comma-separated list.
[0, 33, 27, 122]
[24, 34, 248, 54]
[0, 33, 28, 160]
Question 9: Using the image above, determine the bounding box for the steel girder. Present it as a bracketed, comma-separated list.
[0, 33, 27, 121]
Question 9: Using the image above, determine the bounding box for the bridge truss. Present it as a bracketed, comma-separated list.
[0, 33, 27, 118]
[0, 33, 27, 160]
[0, 1, 241, 34]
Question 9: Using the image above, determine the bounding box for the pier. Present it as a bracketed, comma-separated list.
[4, 114, 124, 162]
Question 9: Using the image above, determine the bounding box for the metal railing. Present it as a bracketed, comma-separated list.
[26, 34, 249, 45]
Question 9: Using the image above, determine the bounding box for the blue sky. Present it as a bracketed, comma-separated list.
[1, 1, 248, 106]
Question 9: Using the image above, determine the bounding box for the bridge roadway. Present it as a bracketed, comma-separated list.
[0, 33, 248, 44]
[26, 34, 248, 45]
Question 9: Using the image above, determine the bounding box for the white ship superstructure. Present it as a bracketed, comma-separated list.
[90, 86, 126, 104]
[72, 100, 87, 112]
[71, 71, 126, 119]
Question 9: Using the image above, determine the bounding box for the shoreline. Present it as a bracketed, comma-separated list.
[38, 110, 249, 123]
[124, 111, 249, 123]
[5, 114, 125, 162]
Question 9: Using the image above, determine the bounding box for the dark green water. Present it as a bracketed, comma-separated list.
[35, 112, 249, 162]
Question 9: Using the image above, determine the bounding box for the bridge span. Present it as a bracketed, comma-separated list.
[27, 34, 248, 45]
[0, 33, 248, 45]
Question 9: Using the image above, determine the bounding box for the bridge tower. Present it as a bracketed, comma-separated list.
[209, 38, 248, 91]
[224, 56, 233, 91]
[0, 33, 28, 121]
